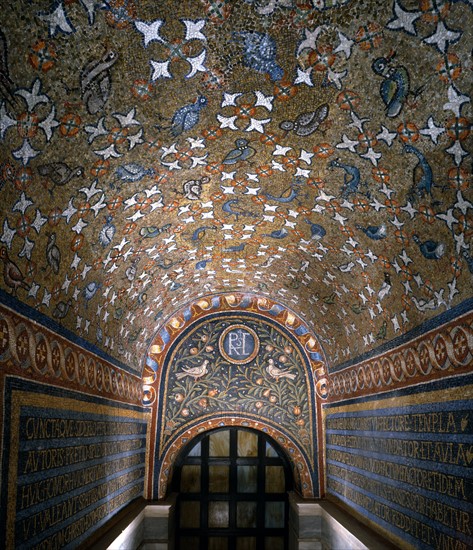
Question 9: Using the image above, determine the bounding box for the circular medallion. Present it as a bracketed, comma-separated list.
[219, 324, 260, 365]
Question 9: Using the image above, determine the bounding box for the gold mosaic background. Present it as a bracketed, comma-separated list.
[0, 0, 472, 375]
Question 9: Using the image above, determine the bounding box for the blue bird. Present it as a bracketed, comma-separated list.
[99, 215, 115, 247]
[191, 226, 216, 241]
[222, 139, 256, 165]
[264, 228, 289, 239]
[404, 144, 434, 200]
[115, 163, 155, 183]
[83, 281, 101, 308]
[412, 235, 445, 260]
[233, 31, 283, 81]
[167, 95, 207, 137]
[224, 243, 246, 253]
[139, 224, 171, 239]
[371, 50, 410, 118]
[196, 259, 211, 269]
[305, 220, 326, 240]
[222, 199, 256, 221]
[329, 158, 367, 199]
[356, 224, 387, 240]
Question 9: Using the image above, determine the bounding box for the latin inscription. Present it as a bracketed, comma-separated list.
[9, 406, 147, 550]
[325, 400, 473, 549]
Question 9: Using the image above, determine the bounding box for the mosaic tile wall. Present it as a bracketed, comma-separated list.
[148, 310, 322, 499]
[0, 302, 148, 550]
[0, 0, 472, 547]
[0, 0, 471, 377]
[323, 309, 473, 549]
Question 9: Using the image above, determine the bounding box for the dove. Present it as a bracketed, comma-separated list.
[176, 359, 209, 381]
[378, 273, 392, 301]
[163, 95, 208, 137]
[266, 358, 296, 381]
[222, 139, 256, 165]
[115, 163, 155, 183]
[356, 224, 387, 240]
[45, 232, 61, 274]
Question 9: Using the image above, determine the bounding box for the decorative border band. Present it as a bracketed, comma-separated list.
[0, 303, 142, 405]
[326, 310, 473, 401]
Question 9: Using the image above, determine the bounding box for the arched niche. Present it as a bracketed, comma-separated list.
[143, 293, 329, 499]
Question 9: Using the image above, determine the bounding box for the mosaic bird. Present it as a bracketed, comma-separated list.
[115, 163, 155, 183]
[264, 227, 289, 239]
[375, 320, 387, 340]
[125, 258, 139, 281]
[412, 234, 445, 260]
[167, 95, 207, 137]
[37, 163, 84, 196]
[404, 144, 434, 200]
[371, 50, 410, 118]
[266, 358, 296, 381]
[176, 359, 209, 381]
[222, 139, 256, 165]
[45, 232, 61, 274]
[80, 49, 118, 115]
[280, 103, 329, 137]
[98, 215, 116, 247]
[233, 31, 283, 81]
[378, 272, 392, 301]
[222, 199, 255, 221]
[52, 299, 72, 320]
[224, 243, 246, 253]
[462, 250, 473, 274]
[181, 176, 210, 200]
[305, 219, 326, 240]
[190, 226, 216, 241]
[139, 224, 171, 239]
[0, 246, 30, 295]
[82, 281, 101, 308]
[356, 224, 387, 240]
[195, 259, 211, 269]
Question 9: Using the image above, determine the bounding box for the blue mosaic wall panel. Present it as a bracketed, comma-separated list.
[324, 380, 473, 550]
[1, 377, 148, 550]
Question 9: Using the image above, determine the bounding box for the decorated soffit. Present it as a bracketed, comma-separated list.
[0, 0, 472, 376]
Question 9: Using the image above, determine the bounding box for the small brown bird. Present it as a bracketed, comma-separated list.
[37, 162, 84, 196]
[0, 246, 30, 295]
[266, 358, 296, 381]
[176, 359, 209, 381]
[45, 232, 61, 274]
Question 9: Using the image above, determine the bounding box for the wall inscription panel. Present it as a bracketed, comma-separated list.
[324, 383, 473, 550]
[1, 377, 148, 550]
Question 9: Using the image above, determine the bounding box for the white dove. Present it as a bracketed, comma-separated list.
[176, 360, 209, 381]
[266, 359, 296, 381]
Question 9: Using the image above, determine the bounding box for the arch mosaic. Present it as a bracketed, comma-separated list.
[143, 292, 329, 406]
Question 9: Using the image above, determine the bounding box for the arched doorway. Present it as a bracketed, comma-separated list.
[172, 427, 293, 550]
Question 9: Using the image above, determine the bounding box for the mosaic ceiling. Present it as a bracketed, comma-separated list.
[0, 0, 472, 376]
